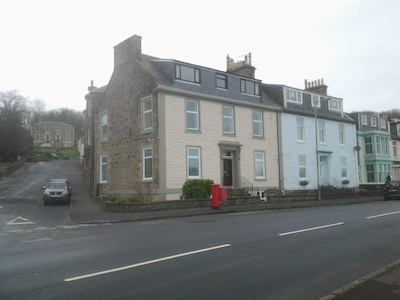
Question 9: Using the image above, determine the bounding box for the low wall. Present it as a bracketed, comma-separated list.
[103, 196, 261, 213]
[102, 190, 379, 213]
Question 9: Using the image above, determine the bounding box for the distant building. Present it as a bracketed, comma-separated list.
[389, 118, 400, 180]
[31, 121, 75, 148]
[349, 112, 392, 186]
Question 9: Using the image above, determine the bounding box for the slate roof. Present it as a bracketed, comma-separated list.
[32, 121, 74, 127]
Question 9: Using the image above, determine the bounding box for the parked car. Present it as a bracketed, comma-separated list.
[383, 180, 400, 200]
[42, 179, 72, 205]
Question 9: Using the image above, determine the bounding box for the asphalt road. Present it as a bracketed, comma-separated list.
[1, 160, 400, 299]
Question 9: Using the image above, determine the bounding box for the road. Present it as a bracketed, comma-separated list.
[1, 160, 400, 299]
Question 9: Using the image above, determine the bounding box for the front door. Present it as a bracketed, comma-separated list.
[223, 158, 233, 186]
[319, 155, 330, 186]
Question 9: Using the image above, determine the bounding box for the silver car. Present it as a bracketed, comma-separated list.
[42, 179, 72, 205]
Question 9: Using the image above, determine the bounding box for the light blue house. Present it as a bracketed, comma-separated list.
[263, 79, 359, 192]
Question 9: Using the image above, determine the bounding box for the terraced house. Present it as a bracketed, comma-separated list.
[84, 35, 280, 200]
[349, 112, 392, 187]
[389, 118, 400, 180]
[263, 80, 358, 193]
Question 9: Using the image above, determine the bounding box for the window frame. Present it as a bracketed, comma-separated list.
[176, 64, 200, 84]
[185, 99, 200, 131]
[100, 113, 108, 141]
[328, 99, 342, 112]
[240, 79, 260, 95]
[338, 123, 345, 145]
[252, 110, 264, 138]
[142, 96, 153, 131]
[254, 151, 266, 180]
[318, 120, 326, 144]
[216, 73, 228, 89]
[100, 155, 107, 183]
[285, 88, 302, 104]
[143, 147, 153, 180]
[366, 164, 374, 182]
[222, 105, 235, 135]
[311, 95, 321, 108]
[379, 119, 387, 130]
[340, 157, 347, 178]
[297, 117, 305, 141]
[370, 117, 377, 127]
[365, 137, 373, 154]
[361, 114, 368, 126]
[298, 154, 306, 179]
[187, 147, 201, 179]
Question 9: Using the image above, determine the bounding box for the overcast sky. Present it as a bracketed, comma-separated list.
[1, 0, 399, 113]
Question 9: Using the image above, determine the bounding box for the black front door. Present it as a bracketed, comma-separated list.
[223, 158, 233, 186]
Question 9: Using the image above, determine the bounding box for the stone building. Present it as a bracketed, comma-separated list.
[31, 121, 74, 148]
[84, 35, 280, 200]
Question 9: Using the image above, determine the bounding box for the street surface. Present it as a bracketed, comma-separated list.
[1, 160, 400, 299]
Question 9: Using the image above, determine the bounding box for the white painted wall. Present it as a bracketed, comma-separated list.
[280, 113, 358, 191]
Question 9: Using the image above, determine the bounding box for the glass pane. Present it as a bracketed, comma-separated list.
[188, 148, 199, 156]
[180, 65, 195, 82]
[188, 158, 199, 176]
[186, 100, 198, 112]
[144, 158, 152, 178]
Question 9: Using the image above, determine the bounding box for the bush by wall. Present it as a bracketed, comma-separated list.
[181, 179, 214, 200]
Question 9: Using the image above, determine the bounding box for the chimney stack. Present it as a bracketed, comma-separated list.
[88, 80, 96, 91]
[114, 34, 142, 67]
[226, 52, 256, 78]
[304, 78, 328, 96]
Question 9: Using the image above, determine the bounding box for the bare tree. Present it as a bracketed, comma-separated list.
[0, 90, 33, 161]
[30, 98, 47, 123]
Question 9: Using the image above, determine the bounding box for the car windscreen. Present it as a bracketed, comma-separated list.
[48, 182, 67, 189]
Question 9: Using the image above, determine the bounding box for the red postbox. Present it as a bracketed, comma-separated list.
[211, 183, 220, 209]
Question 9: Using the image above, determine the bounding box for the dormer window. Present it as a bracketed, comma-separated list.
[380, 119, 387, 130]
[176, 64, 200, 84]
[216, 74, 227, 89]
[371, 117, 377, 127]
[311, 95, 321, 108]
[329, 98, 342, 112]
[285, 88, 302, 103]
[240, 79, 259, 95]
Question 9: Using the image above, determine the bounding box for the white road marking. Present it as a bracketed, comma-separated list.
[22, 237, 53, 243]
[367, 211, 400, 219]
[7, 216, 35, 225]
[279, 222, 344, 236]
[65, 244, 231, 282]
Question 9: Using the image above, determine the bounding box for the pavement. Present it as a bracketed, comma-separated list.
[70, 194, 400, 300]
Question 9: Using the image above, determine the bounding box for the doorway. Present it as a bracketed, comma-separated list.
[319, 155, 330, 186]
[222, 150, 234, 187]
[223, 158, 233, 186]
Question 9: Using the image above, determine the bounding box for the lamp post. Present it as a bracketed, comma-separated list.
[314, 96, 331, 201]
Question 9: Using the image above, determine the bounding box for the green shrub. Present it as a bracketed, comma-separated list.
[182, 179, 214, 200]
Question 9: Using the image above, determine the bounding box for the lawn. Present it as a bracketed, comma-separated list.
[35, 148, 79, 159]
